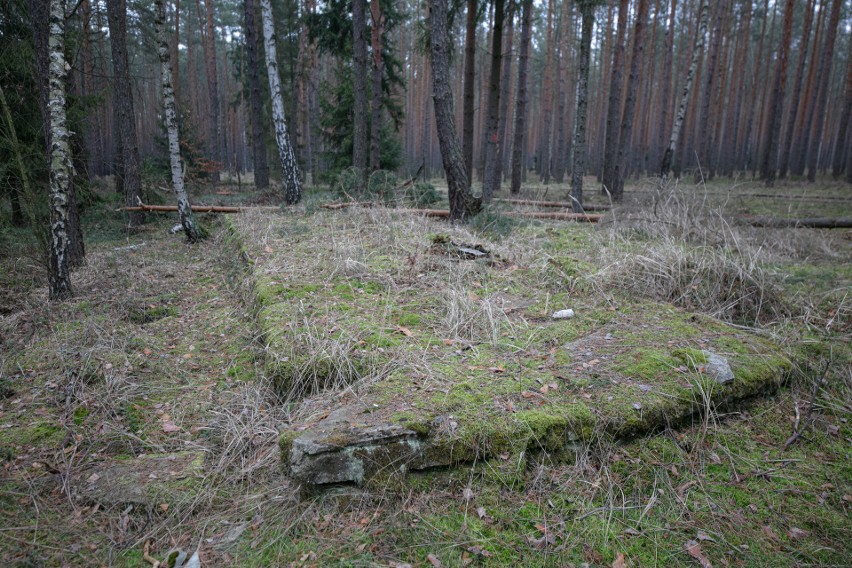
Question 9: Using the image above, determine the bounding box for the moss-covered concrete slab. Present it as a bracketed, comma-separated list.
[232, 210, 792, 486]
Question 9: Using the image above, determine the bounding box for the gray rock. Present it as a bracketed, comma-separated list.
[701, 350, 735, 384]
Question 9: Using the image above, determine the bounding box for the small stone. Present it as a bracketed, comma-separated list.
[701, 350, 734, 384]
[604, 333, 614, 340]
[552, 309, 575, 320]
[632, 402, 642, 411]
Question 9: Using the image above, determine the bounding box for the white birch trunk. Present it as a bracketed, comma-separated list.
[155, 0, 200, 242]
[47, 0, 73, 300]
[260, 0, 302, 204]
[660, 0, 709, 181]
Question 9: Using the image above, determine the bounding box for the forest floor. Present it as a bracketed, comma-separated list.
[0, 175, 850, 567]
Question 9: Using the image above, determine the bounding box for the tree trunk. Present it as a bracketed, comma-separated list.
[195, 0, 221, 182]
[352, 0, 369, 185]
[244, 0, 269, 189]
[655, 0, 677, 176]
[693, 0, 724, 182]
[832, 38, 852, 179]
[47, 0, 73, 299]
[462, 0, 477, 179]
[106, 0, 144, 227]
[155, 0, 201, 242]
[758, 0, 795, 186]
[510, 0, 533, 194]
[260, 0, 302, 204]
[611, 0, 649, 199]
[660, 0, 709, 181]
[537, 0, 556, 183]
[173, 0, 180, 102]
[778, 0, 815, 178]
[571, 1, 594, 214]
[428, 0, 482, 220]
[369, 0, 384, 172]
[601, 0, 628, 195]
[553, 0, 572, 184]
[806, 0, 843, 182]
[496, 3, 515, 182]
[481, 0, 505, 199]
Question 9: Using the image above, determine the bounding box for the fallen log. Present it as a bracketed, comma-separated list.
[742, 216, 852, 229]
[121, 204, 280, 213]
[494, 198, 611, 211]
[124, 203, 602, 222]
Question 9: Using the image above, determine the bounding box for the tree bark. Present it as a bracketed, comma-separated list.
[155, 0, 201, 242]
[778, 0, 815, 178]
[47, 0, 73, 299]
[655, 0, 677, 175]
[570, 0, 594, 214]
[758, 0, 795, 186]
[462, 0, 477, 179]
[660, 0, 709, 181]
[260, 0, 302, 204]
[806, 0, 843, 182]
[693, 0, 725, 182]
[611, 0, 649, 199]
[369, 0, 384, 172]
[481, 0, 505, 199]
[106, 0, 144, 227]
[510, 0, 533, 194]
[352, 0, 369, 185]
[428, 0, 481, 220]
[537, 0, 556, 183]
[601, 0, 628, 196]
[195, 0, 221, 182]
[496, 2, 515, 182]
[832, 38, 852, 179]
[553, 0, 572, 184]
[244, 0, 269, 189]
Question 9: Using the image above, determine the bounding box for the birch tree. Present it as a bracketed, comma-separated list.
[660, 0, 709, 181]
[260, 0, 302, 204]
[155, 0, 201, 242]
[47, 0, 72, 299]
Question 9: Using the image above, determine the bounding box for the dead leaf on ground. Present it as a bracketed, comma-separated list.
[427, 553, 442, 567]
[762, 525, 779, 541]
[685, 539, 712, 568]
[396, 326, 413, 337]
[162, 421, 180, 433]
[612, 552, 627, 568]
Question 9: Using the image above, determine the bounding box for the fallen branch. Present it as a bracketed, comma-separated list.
[742, 216, 852, 229]
[142, 541, 160, 568]
[494, 198, 611, 211]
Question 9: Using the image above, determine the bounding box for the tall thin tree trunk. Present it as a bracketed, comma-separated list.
[462, 0, 477, 179]
[693, 0, 724, 182]
[832, 38, 852, 179]
[779, 0, 815, 178]
[759, 0, 795, 185]
[806, 0, 843, 182]
[538, 0, 556, 183]
[244, 0, 269, 189]
[612, 0, 649, 199]
[571, 0, 594, 214]
[510, 0, 533, 194]
[660, 0, 709, 180]
[352, 0, 369, 185]
[656, 0, 676, 172]
[47, 0, 73, 299]
[601, 0, 628, 195]
[496, 3, 515, 182]
[369, 0, 384, 171]
[173, 0, 180, 101]
[428, 0, 481, 220]
[554, 0, 572, 184]
[482, 0, 505, 199]
[155, 0, 200, 242]
[106, 0, 144, 227]
[260, 0, 302, 203]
